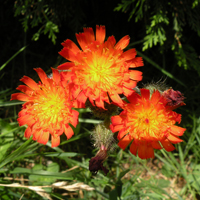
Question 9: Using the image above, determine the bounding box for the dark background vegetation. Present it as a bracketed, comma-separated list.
[1, 0, 200, 199]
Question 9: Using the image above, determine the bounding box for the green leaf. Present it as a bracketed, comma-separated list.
[29, 162, 60, 185]
[0, 46, 26, 71]
[0, 120, 14, 163]
[117, 169, 130, 180]
[10, 167, 74, 180]
[0, 137, 34, 169]
[44, 152, 83, 158]
[109, 188, 118, 200]
[136, 51, 187, 87]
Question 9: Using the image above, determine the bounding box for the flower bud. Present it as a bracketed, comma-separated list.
[143, 79, 168, 96]
[89, 124, 116, 175]
[162, 88, 185, 109]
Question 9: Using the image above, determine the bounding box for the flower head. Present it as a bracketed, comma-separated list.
[11, 68, 79, 147]
[58, 25, 143, 109]
[110, 89, 186, 159]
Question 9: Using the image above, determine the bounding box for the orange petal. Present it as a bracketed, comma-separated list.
[51, 68, 60, 84]
[123, 80, 137, 89]
[111, 124, 124, 132]
[56, 127, 64, 136]
[115, 35, 130, 50]
[118, 134, 132, 150]
[151, 141, 162, 149]
[123, 86, 134, 97]
[122, 49, 137, 60]
[115, 85, 123, 94]
[174, 113, 182, 124]
[138, 143, 147, 159]
[105, 36, 116, 48]
[127, 92, 140, 104]
[18, 109, 27, 117]
[96, 25, 106, 43]
[95, 95, 105, 109]
[146, 145, 155, 159]
[111, 115, 123, 125]
[137, 142, 154, 159]
[109, 92, 123, 105]
[170, 125, 186, 136]
[151, 90, 161, 105]
[51, 135, 60, 147]
[20, 76, 39, 90]
[16, 85, 33, 95]
[61, 39, 80, 53]
[70, 110, 79, 127]
[129, 57, 144, 68]
[161, 139, 175, 152]
[117, 127, 129, 140]
[129, 141, 138, 156]
[167, 133, 183, 144]
[129, 70, 143, 81]
[64, 124, 74, 140]
[11, 93, 30, 101]
[32, 130, 42, 141]
[18, 115, 35, 127]
[57, 62, 74, 70]
[76, 91, 87, 105]
[73, 98, 86, 109]
[83, 27, 95, 43]
[140, 89, 150, 100]
[76, 33, 88, 51]
[72, 85, 82, 99]
[24, 127, 32, 138]
[88, 96, 95, 106]
[59, 48, 78, 62]
[34, 68, 49, 86]
[37, 131, 49, 145]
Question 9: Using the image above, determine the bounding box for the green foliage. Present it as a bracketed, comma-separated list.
[143, 11, 169, 51]
[14, 0, 59, 44]
[13, 0, 86, 45]
[115, 0, 200, 74]
[114, 0, 146, 22]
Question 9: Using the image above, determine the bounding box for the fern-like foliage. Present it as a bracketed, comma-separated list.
[115, 0, 200, 74]
[143, 11, 169, 51]
[14, 0, 59, 44]
[114, 0, 146, 22]
[14, 0, 86, 44]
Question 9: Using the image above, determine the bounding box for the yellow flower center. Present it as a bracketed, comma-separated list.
[28, 85, 71, 129]
[78, 48, 124, 91]
[128, 102, 170, 141]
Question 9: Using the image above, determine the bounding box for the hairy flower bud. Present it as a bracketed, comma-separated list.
[143, 79, 168, 96]
[89, 124, 116, 175]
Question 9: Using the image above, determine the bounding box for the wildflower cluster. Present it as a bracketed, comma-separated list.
[11, 25, 186, 175]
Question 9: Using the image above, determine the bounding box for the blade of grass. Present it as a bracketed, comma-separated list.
[178, 144, 196, 199]
[0, 100, 23, 107]
[136, 51, 186, 87]
[0, 46, 26, 71]
[155, 151, 177, 172]
[0, 137, 34, 169]
[79, 118, 103, 124]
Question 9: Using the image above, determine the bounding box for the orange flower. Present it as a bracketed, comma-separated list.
[58, 25, 143, 109]
[11, 68, 79, 147]
[110, 89, 186, 159]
